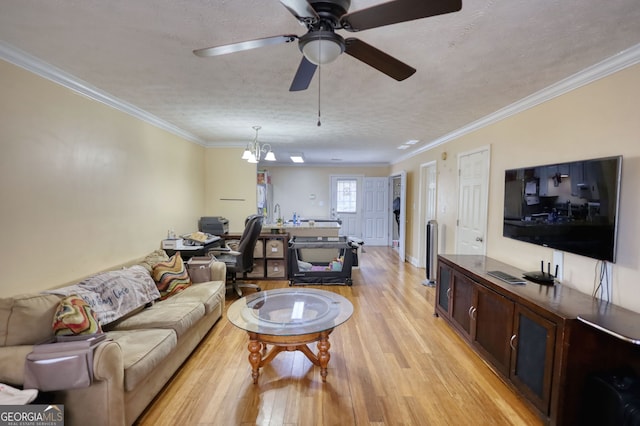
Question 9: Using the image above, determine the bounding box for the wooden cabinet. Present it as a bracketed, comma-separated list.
[227, 233, 289, 280]
[474, 284, 514, 376]
[435, 262, 453, 316]
[450, 270, 474, 339]
[435, 255, 604, 425]
[510, 304, 556, 414]
[437, 263, 515, 376]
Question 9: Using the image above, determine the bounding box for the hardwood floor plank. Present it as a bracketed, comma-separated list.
[136, 247, 543, 426]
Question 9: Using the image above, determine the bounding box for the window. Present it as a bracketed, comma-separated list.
[336, 179, 357, 213]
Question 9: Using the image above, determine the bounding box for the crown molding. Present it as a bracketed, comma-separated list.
[2, 40, 638, 160]
[0, 41, 207, 146]
[395, 42, 640, 165]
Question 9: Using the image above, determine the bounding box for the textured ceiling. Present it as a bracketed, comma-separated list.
[0, 0, 639, 165]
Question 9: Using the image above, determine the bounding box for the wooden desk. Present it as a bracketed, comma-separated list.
[164, 237, 221, 261]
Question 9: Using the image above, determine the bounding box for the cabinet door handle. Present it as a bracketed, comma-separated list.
[510, 334, 517, 350]
[471, 307, 477, 320]
[446, 288, 451, 299]
[468, 306, 474, 318]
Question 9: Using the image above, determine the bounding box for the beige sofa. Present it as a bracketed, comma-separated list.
[0, 252, 226, 426]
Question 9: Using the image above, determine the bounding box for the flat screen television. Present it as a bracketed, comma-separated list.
[503, 155, 622, 263]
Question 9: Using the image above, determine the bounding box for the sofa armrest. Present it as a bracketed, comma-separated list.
[209, 261, 227, 282]
[0, 345, 33, 385]
[92, 340, 123, 382]
[0, 340, 124, 386]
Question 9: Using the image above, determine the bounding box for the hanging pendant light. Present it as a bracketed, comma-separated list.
[240, 125, 276, 163]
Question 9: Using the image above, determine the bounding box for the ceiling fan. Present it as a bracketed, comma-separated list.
[193, 0, 462, 91]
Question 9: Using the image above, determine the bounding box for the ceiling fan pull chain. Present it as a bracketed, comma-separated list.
[317, 61, 322, 127]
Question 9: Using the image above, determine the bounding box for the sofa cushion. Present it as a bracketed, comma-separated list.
[107, 302, 205, 338]
[52, 295, 103, 335]
[0, 345, 35, 384]
[0, 293, 61, 346]
[138, 249, 170, 273]
[105, 329, 177, 392]
[163, 281, 225, 315]
[152, 253, 191, 300]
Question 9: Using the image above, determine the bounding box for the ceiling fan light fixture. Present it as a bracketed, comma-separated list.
[299, 31, 344, 65]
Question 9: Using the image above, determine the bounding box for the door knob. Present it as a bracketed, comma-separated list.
[476, 237, 484, 242]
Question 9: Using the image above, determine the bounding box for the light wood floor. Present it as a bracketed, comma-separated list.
[137, 247, 543, 426]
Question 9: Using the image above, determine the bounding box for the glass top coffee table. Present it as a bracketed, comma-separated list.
[227, 288, 353, 383]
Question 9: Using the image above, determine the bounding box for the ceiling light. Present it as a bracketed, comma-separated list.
[299, 31, 345, 65]
[241, 147, 252, 160]
[241, 125, 276, 163]
[290, 154, 305, 163]
[397, 145, 410, 150]
[405, 139, 419, 145]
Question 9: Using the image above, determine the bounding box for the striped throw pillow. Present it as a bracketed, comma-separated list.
[52, 295, 103, 335]
[152, 253, 191, 300]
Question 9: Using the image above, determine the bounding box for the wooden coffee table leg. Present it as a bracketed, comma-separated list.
[248, 335, 262, 384]
[317, 331, 331, 383]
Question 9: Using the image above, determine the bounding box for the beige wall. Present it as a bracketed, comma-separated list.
[0, 60, 206, 296]
[204, 147, 258, 233]
[262, 165, 390, 222]
[392, 64, 640, 312]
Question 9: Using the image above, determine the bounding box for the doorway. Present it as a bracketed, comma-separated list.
[418, 161, 437, 268]
[389, 171, 407, 261]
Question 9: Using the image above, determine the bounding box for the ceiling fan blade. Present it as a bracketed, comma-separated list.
[344, 38, 416, 81]
[279, 0, 319, 24]
[289, 56, 317, 91]
[193, 35, 297, 57]
[341, 0, 462, 32]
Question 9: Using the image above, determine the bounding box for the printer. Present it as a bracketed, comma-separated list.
[198, 216, 229, 235]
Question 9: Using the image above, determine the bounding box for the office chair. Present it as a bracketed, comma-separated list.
[210, 215, 263, 297]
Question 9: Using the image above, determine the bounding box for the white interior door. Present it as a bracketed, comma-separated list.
[362, 177, 389, 246]
[456, 147, 490, 255]
[330, 175, 363, 237]
[389, 171, 407, 261]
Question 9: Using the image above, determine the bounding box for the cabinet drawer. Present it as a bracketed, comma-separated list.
[253, 240, 264, 258]
[266, 260, 285, 278]
[246, 260, 264, 278]
[265, 239, 285, 258]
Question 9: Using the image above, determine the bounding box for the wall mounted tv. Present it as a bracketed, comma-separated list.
[503, 155, 622, 263]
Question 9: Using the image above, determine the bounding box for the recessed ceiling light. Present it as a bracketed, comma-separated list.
[397, 145, 410, 150]
[405, 139, 420, 145]
[290, 154, 305, 163]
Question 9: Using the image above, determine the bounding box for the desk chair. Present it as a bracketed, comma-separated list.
[210, 215, 263, 297]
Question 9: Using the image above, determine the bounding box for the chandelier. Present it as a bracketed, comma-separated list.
[241, 126, 275, 163]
